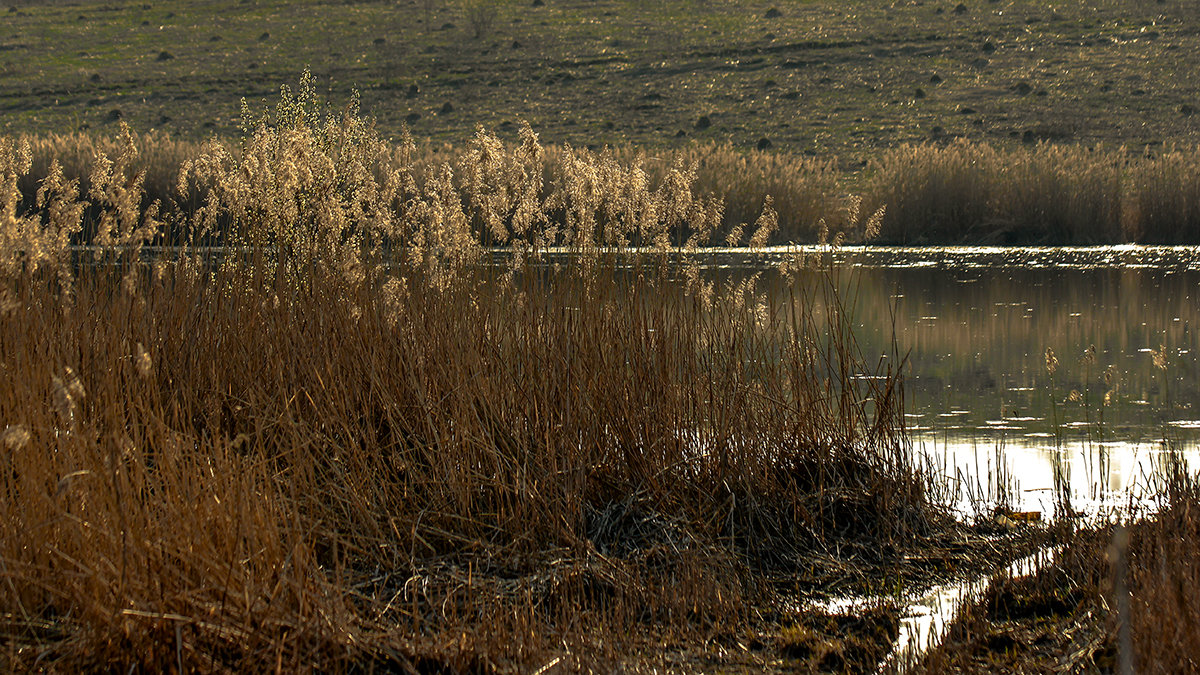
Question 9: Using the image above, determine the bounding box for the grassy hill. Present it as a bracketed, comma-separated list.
[3, 0, 1199, 158]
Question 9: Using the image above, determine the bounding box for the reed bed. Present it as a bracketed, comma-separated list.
[0, 80, 937, 670]
[14, 122, 1200, 247]
[864, 140, 1200, 244]
[1120, 468, 1200, 671]
[13, 129, 846, 248]
[864, 141, 1127, 245]
[1124, 147, 1200, 244]
[582, 143, 843, 244]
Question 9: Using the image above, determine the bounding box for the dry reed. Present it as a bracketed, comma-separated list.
[865, 140, 1127, 245]
[13, 126, 1200, 247]
[0, 76, 934, 670]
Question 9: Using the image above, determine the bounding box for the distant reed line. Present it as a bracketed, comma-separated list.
[12, 129, 1200, 245]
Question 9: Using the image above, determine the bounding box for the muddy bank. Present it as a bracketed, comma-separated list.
[915, 475, 1200, 673]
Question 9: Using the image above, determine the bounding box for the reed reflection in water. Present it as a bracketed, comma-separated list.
[749, 246, 1200, 517]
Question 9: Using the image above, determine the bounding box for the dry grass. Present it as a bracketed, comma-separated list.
[864, 140, 1128, 245]
[1124, 146, 1200, 244]
[14, 127, 1200, 246]
[17, 129, 200, 241]
[11, 130, 844, 247]
[586, 143, 843, 244]
[0, 77, 937, 671]
[1121, 467, 1200, 671]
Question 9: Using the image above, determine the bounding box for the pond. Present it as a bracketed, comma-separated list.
[761, 245, 1200, 520]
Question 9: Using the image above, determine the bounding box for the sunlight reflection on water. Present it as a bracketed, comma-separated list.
[916, 432, 1198, 521]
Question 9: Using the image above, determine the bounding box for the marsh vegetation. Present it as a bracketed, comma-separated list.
[4, 0, 1200, 664]
[916, 467, 1200, 674]
[0, 79, 984, 671]
[6, 0, 1200, 243]
[12, 128, 1200, 246]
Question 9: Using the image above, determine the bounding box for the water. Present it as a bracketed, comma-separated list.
[100, 244, 1195, 667]
[877, 546, 1062, 673]
[749, 246, 1200, 520]
[542, 245, 1194, 669]
[805, 543, 1062, 674]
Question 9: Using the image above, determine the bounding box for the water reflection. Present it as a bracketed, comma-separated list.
[918, 434, 1196, 520]
[492, 245, 1199, 515]
[759, 246, 1200, 517]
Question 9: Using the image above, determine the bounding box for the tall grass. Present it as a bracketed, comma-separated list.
[13, 130, 845, 248]
[1125, 147, 1200, 244]
[587, 143, 842, 243]
[16, 124, 1200, 247]
[1121, 467, 1200, 670]
[0, 78, 933, 670]
[864, 140, 1127, 245]
[17, 129, 199, 241]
